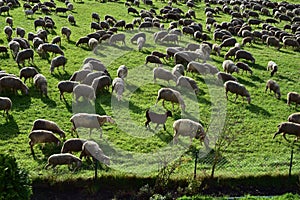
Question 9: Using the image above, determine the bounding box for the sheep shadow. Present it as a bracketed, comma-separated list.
[0, 53, 9, 59]
[277, 74, 295, 83]
[246, 103, 271, 117]
[51, 70, 71, 81]
[237, 77, 257, 87]
[63, 99, 73, 112]
[41, 96, 57, 108]
[10, 95, 31, 111]
[278, 49, 295, 55]
[39, 143, 62, 159]
[248, 62, 265, 71]
[0, 116, 19, 140]
[249, 74, 265, 83]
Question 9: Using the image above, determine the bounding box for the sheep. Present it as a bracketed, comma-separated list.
[224, 80, 251, 104]
[222, 60, 239, 74]
[176, 76, 199, 94]
[266, 36, 281, 50]
[166, 47, 184, 58]
[174, 51, 205, 66]
[220, 37, 237, 48]
[273, 122, 300, 142]
[283, 38, 300, 50]
[19, 67, 38, 83]
[45, 153, 82, 170]
[61, 27, 71, 41]
[117, 65, 128, 79]
[15, 49, 34, 67]
[80, 141, 110, 165]
[37, 43, 64, 57]
[0, 97, 12, 116]
[161, 34, 179, 44]
[287, 92, 300, 107]
[173, 119, 208, 146]
[69, 69, 91, 82]
[67, 2, 73, 11]
[28, 130, 61, 157]
[8, 40, 19, 58]
[70, 113, 115, 138]
[37, 30, 48, 42]
[153, 30, 168, 43]
[265, 79, 281, 99]
[224, 44, 241, 60]
[156, 88, 185, 111]
[212, 44, 221, 56]
[61, 138, 87, 153]
[267, 61, 278, 77]
[33, 37, 44, 49]
[50, 55, 67, 74]
[76, 36, 89, 46]
[236, 62, 253, 75]
[288, 113, 300, 124]
[145, 109, 172, 131]
[112, 77, 125, 101]
[4, 26, 13, 40]
[82, 71, 108, 85]
[51, 36, 61, 46]
[109, 33, 126, 46]
[145, 55, 162, 67]
[137, 37, 145, 51]
[172, 64, 185, 79]
[88, 38, 98, 51]
[153, 67, 177, 84]
[151, 51, 169, 61]
[5, 17, 13, 27]
[57, 81, 78, 100]
[84, 60, 107, 72]
[33, 74, 48, 97]
[130, 32, 146, 44]
[55, 7, 68, 15]
[32, 119, 65, 139]
[91, 75, 112, 95]
[34, 18, 45, 31]
[234, 50, 255, 64]
[0, 76, 29, 95]
[16, 27, 25, 38]
[138, 21, 152, 31]
[73, 84, 95, 103]
[217, 72, 238, 83]
[187, 61, 210, 75]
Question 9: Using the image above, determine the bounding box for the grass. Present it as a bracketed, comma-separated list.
[0, 0, 299, 186]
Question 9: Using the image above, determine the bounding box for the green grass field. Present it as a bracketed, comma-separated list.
[0, 0, 299, 184]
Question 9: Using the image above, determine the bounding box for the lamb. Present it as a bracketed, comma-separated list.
[0, 76, 28, 95]
[287, 92, 300, 107]
[273, 122, 300, 142]
[61, 138, 87, 153]
[15, 49, 34, 67]
[173, 119, 208, 147]
[33, 74, 48, 97]
[220, 37, 237, 48]
[153, 67, 177, 84]
[265, 79, 281, 99]
[45, 153, 82, 170]
[109, 33, 126, 46]
[0, 97, 12, 116]
[91, 75, 112, 95]
[80, 141, 110, 165]
[28, 130, 61, 157]
[222, 60, 239, 74]
[224, 80, 251, 104]
[69, 69, 91, 82]
[130, 32, 146, 44]
[61, 27, 71, 41]
[156, 88, 185, 111]
[145, 55, 163, 67]
[217, 72, 238, 83]
[267, 61, 278, 77]
[176, 76, 200, 94]
[73, 84, 95, 103]
[51, 36, 61, 46]
[145, 109, 172, 131]
[8, 40, 19, 58]
[37, 43, 64, 57]
[70, 113, 115, 138]
[172, 64, 185, 79]
[234, 50, 255, 64]
[112, 77, 125, 101]
[288, 113, 300, 124]
[137, 37, 145, 51]
[236, 62, 252, 75]
[19, 67, 38, 83]
[50, 55, 67, 74]
[117, 65, 128, 79]
[187, 61, 210, 75]
[32, 119, 65, 139]
[57, 81, 78, 100]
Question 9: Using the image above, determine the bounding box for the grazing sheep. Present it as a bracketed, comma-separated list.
[37, 43, 64, 57]
[4, 26, 13, 40]
[153, 30, 168, 43]
[0, 97, 12, 116]
[57, 81, 78, 100]
[55, 7, 68, 15]
[267, 61, 278, 77]
[173, 119, 208, 146]
[8, 40, 19, 58]
[287, 92, 300, 107]
[82, 71, 108, 85]
[73, 84, 95, 103]
[85, 60, 107, 72]
[222, 60, 239, 74]
[29, 130, 61, 157]
[61, 138, 87, 153]
[34, 18, 45, 31]
[109, 33, 126, 46]
[156, 88, 185, 111]
[273, 122, 300, 142]
[5, 17, 13, 27]
[176, 76, 199, 94]
[117, 65, 128, 79]
[80, 141, 110, 165]
[220, 37, 237, 48]
[0, 76, 29, 95]
[224, 45, 241, 60]
[130, 32, 146, 44]
[161, 34, 179, 44]
[172, 64, 185, 79]
[51, 36, 61, 46]
[266, 36, 281, 50]
[234, 50, 255, 64]
[288, 113, 300, 124]
[70, 113, 115, 138]
[265, 79, 281, 99]
[145, 109, 172, 131]
[33, 74, 48, 97]
[217, 72, 238, 83]
[283, 38, 300, 50]
[153, 67, 177, 84]
[138, 21, 152, 31]
[212, 44, 221, 56]
[151, 51, 169, 61]
[91, 75, 112, 95]
[19, 67, 38, 83]
[50, 55, 67, 74]
[88, 38, 98, 50]
[69, 69, 91, 82]
[16, 27, 25, 38]
[45, 153, 82, 170]
[174, 51, 205, 66]
[92, 12, 100, 22]
[61, 27, 71, 41]
[137, 37, 145, 51]
[145, 55, 163, 67]
[32, 119, 65, 139]
[224, 80, 251, 104]
[112, 77, 125, 101]
[76, 36, 89, 46]
[236, 62, 252, 75]
[33, 37, 44, 49]
[15, 49, 34, 67]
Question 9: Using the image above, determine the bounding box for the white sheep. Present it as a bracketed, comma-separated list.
[137, 37, 145, 51]
[172, 64, 185, 79]
[109, 33, 126, 46]
[153, 67, 177, 84]
[73, 84, 95, 103]
[117, 65, 128, 79]
[88, 38, 98, 51]
[80, 141, 110, 165]
[288, 113, 300, 124]
[160, 34, 179, 44]
[112, 77, 125, 101]
[156, 88, 185, 111]
[45, 153, 82, 171]
[267, 61, 278, 77]
[187, 61, 210, 75]
[145, 109, 172, 131]
[222, 60, 239, 74]
[176, 76, 199, 94]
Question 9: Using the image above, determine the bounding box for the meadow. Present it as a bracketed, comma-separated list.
[0, 0, 299, 186]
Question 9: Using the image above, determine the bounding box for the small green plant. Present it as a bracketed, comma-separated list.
[0, 153, 32, 200]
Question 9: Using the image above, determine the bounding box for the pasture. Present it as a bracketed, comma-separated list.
[0, 0, 299, 188]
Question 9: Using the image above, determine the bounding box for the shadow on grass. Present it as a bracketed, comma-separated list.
[51, 70, 71, 81]
[0, 115, 19, 140]
[41, 96, 57, 108]
[237, 76, 257, 87]
[11, 94, 31, 111]
[246, 103, 271, 116]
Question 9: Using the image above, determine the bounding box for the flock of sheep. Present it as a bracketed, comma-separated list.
[0, 0, 299, 171]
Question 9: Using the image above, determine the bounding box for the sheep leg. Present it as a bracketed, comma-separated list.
[234, 94, 238, 102]
[273, 131, 281, 139]
[45, 163, 51, 169]
[163, 124, 166, 131]
[99, 128, 103, 138]
[155, 123, 160, 130]
[283, 133, 291, 142]
[225, 90, 228, 99]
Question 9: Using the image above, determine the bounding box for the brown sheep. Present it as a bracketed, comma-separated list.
[273, 122, 300, 142]
[32, 119, 65, 139]
[287, 92, 300, 107]
[0, 97, 12, 116]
